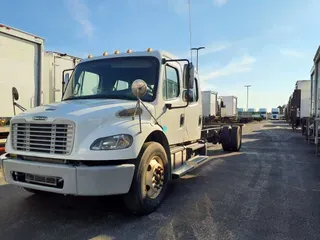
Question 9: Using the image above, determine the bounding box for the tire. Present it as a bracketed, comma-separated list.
[229, 126, 241, 151]
[220, 126, 231, 151]
[124, 142, 169, 215]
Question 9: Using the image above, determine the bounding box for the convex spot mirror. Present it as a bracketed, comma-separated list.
[12, 87, 19, 101]
[132, 79, 147, 98]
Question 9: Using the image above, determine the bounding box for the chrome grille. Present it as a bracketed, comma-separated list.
[11, 120, 74, 155]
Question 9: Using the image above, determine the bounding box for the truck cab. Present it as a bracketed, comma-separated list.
[1, 49, 242, 215]
[259, 108, 267, 120]
[271, 108, 279, 120]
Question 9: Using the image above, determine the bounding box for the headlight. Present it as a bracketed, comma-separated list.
[90, 134, 133, 150]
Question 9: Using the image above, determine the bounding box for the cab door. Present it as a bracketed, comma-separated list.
[158, 62, 185, 145]
[184, 77, 202, 142]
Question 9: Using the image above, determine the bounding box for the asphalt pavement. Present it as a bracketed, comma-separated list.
[1, 120, 320, 240]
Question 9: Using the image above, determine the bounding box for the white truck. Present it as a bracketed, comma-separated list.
[259, 108, 267, 119]
[201, 90, 218, 123]
[271, 108, 279, 120]
[219, 96, 238, 119]
[0, 24, 80, 154]
[0, 49, 243, 215]
[0, 24, 81, 119]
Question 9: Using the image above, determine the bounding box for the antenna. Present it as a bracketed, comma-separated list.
[188, 0, 193, 62]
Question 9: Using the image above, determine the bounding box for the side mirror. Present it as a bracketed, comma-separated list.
[131, 79, 147, 99]
[12, 87, 19, 101]
[187, 63, 195, 89]
[64, 73, 70, 87]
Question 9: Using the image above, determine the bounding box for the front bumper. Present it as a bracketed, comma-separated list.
[1, 156, 135, 196]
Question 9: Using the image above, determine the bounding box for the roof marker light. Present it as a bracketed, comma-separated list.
[127, 49, 132, 53]
[102, 52, 108, 56]
[147, 48, 152, 52]
[114, 50, 120, 54]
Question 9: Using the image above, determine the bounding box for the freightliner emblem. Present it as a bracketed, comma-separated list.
[33, 116, 48, 121]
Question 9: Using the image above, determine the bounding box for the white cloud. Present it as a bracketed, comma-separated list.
[201, 55, 256, 81]
[199, 43, 230, 56]
[65, 0, 94, 38]
[171, 0, 189, 15]
[213, 0, 228, 7]
[280, 49, 304, 58]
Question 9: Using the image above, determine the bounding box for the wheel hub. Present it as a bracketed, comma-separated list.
[145, 157, 164, 199]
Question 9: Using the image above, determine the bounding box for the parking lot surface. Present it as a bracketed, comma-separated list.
[1, 120, 320, 240]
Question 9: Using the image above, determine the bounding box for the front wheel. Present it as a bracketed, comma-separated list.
[124, 142, 169, 215]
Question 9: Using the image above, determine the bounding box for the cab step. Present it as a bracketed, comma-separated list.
[172, 155, 208, 178]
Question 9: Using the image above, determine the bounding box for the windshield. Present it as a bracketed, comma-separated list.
[62, 57, 159, 102]
[260, 111, 266, 114]
[272, 112, 278, 114]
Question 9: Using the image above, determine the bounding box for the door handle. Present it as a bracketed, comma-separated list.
[180, 114, 185, 127]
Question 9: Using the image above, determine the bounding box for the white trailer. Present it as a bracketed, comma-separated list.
[0, 23, 44, 118]
[42, 51, 81, 104]
[201, 91, 218, 118]
[220, 96, 238, 118]
[296, 80, 311, 119]
[1, 49, 243, 215]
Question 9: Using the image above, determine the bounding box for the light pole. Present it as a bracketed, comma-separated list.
[191, 46, 205, 71]
[244, 85, 251, 111]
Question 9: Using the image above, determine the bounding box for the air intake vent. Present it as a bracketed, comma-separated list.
[11, 120, 75, 155]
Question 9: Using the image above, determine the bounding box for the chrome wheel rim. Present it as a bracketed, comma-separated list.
[145, 156, 164, 199]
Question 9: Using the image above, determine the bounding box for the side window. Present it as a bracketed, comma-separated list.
[113, 80, 129, 91]
[163, 65, 179, 100]
[79, 71, 100, 96]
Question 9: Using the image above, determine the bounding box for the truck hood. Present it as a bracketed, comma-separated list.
[14, 99, 155, 124]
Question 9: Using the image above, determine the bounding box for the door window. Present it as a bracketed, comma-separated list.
[78, 71, 100, 96]
[163, 65, 179, 100]
[113, 80, 129, 91]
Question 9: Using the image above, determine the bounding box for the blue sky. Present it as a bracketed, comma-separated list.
[1, 0, 319, 110]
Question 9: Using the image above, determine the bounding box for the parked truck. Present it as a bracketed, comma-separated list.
[0, 49, 243, 215]
[271, 108, 279, 120]
[0, 24, 80, 154]
[289, 80, 310, 130]
[259, 108, 267, 119]
[219, 96, 238, 121]
[201, 90, 218, 123]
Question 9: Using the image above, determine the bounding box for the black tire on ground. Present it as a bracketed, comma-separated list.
[229, 126, 242, 151]
[220, 126, 231, 151]
[124, 142, 169, 215]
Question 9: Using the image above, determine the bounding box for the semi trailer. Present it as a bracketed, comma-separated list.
[0, 49, 243, 215]
[288, 80, 310, 130]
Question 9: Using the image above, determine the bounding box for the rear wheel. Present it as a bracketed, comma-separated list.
[220, 126, 231, 151]
[124, 142, 169, 215]
[229, 126, 242, 151]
